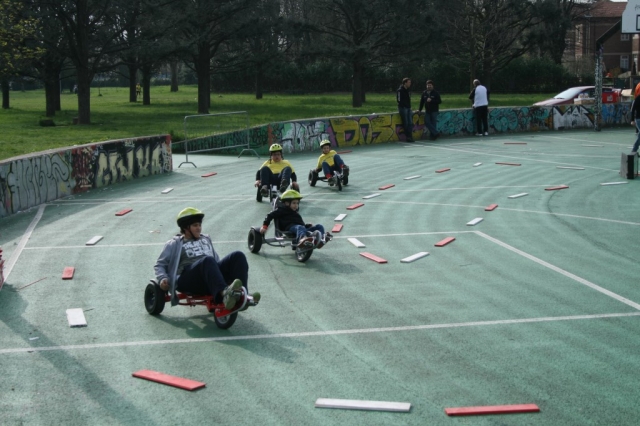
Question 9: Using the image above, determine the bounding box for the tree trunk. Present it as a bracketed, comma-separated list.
[351, 61, 364, 108]
[255, 63, 263, 100]
[55, 82, 61, 111]
[76, 66, 92, 124]
[128, 64, 138, 102]
[170, 60, 179, 92]
[44, 76, 58, 117]
[195, 42, 211, 114]
[142, 64, 151, 105]
[75, 0, 92, 125]
[1, 79, 9, 109]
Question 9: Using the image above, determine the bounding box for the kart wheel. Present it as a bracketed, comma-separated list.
[296, 247, 313, 262]
[144, 282, 165, 315]
[248, 227, 263, 253]
[214, 312, 238, 329]
[343, 175, 348, 186]
[256, 186, 262, 202]
[308, 169, 318, 187]
[337, 177, 342, 191]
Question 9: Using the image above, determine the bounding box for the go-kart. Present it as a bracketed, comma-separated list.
[144, 279, 258, 329]
[247, 224, 332, 263]
[308, 166, 349, 191]
[256, 183, 279, 205]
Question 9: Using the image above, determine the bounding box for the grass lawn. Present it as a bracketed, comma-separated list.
[0, 86, 553, 161]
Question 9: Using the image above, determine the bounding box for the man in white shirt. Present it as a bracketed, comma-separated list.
[469, 79, 489, 136]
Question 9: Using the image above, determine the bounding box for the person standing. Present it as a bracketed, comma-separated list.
[630, 90, 640, 155]
[469, 79, 489, 136]
[418, 80, 442, 140]
[397, 77, 414, 142]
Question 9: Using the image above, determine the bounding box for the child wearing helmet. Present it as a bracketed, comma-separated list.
[155, 207, 260, 310]
[260, 189, 331, 249]
[255, 143, 300, 196]
[315, 140, 349, 186]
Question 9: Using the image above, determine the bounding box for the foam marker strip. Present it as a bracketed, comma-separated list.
[435, 237, 455, 247]
[62, 267, 75, 280]
[337, 150, 352, 154]
[496, 162, 521, 166]
[445, 404, 540, 416]
[467, 218, 483, 226]
[347, 203, 364, 210]
[66, 308, 87, 327]
[404, 175, 421, 180]
[436, 168, 450, 173]
[545, 185, 569, 191]
[201, 172, 217, 177]
[161, 188, 174, 194]
[401, 252, 429, 263]
[378, 184, 395, 190]
[315, 398, 411, 412]
[556, 166, 584, 170]
[508, 193, 528, 199]
[359, 252, 387, 263]
[132, 370, 206, 391]
[362, 193, 380, 199]
[331, 224, 343, 233]
[582, 144, 603, 147]
[504, 142, 527, 145]
[115, 208, 132, 216]
[334, 214, 347, 221]
[348, 238, 365, 248]
[473, 163, 482, 167]
[85, 236, 103, 246]
[485, 204, 498, 211]
[600, 182, 628, 186]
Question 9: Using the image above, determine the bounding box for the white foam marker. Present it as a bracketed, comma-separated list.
[466, 218, 484, 226]
[404, 175, 421, 180]
[85, 236, 103, 246]
[401, 252, 429, 263]
[315, 398, 411, 413]
[362, 193, 381, 199]
[600, 182, 628, 186]
[473, 163, 482, 167]
[508, 193, 528, 199]
[348, 238, 366, 248]
[161, 188, 174, 194]
[556, 166, 584, 170]
[66, 308, 87, 327]
[334, 214, 347, 221]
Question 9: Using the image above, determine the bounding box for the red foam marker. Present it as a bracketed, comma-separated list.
[201, 172, 217, 177]
[359, 252, 387, 264]
[132, 369, 206, 391]
[378, 184, 395, 190]
[347, 203, 364, 210]
[484, 204, 498, 211]
[545, 185, 569, 191]
[504, 142, 527, 145]
[337, 150, 352, 154]
[436, 168, 451, 173]
[331, 224, 343, 233]
[445, 404, 540, 416]
[62, 267, 75, 280]
[496, 162, 521, 166]
[435, 237, 455, 247]
[115, 208, 132, 216]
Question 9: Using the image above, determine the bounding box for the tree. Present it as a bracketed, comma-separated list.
[529, 0, 582, 64]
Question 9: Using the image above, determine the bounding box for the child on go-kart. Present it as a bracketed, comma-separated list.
[255, 143, 300, 197]
[314, 139, 349, 186]
[260, 189, 331, 249]
[155, 207, 260, 310]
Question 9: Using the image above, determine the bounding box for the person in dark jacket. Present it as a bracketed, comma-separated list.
[396, 77, 414, 142]
[418, 80, 442, 140]
[260, 190, 331, 249]
[630, 92, 640, 155]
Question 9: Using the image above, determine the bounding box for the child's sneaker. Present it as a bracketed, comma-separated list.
[260, 185, 269, 197]
[325, 232, 333, 242]
[222, 279, 243, 309]
[240, 292, 261, 311]
[279, 179, 289, 193]
[297, 237, 314, 248]
[341, 165, 349, 178]
[312, 230, 324, 249]
[326, 174, 335, 186]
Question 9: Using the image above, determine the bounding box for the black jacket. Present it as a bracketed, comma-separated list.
[263, 204, 306, 231]
[419, 89, 442, 113]
[631, 95, 640, 120]
[397, 85, 411, 108]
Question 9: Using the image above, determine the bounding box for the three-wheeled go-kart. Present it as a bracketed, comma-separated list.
[308, 166, 349, 191]
[144, 279, 258, 329]
[247, 224, 331, 263]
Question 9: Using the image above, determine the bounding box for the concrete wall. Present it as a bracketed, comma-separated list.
[187, 103, 631, 155]
[0, 135, 172, 218]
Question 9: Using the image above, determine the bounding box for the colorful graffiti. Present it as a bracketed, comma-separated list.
[0, 135, 172, 218]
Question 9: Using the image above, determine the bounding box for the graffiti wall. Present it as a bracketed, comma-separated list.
[0, 135, 172, 218]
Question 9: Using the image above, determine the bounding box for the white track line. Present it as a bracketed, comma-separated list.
[2, 312, 638, 355]
[2, 205, 45, 284]
[475, 231, 640, 310]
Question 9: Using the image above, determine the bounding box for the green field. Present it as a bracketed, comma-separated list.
[0, 86, 552, 161]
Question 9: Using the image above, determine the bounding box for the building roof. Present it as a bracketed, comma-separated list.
[586, 0, 627, 19]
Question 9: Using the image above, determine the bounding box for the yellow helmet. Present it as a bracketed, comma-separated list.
[320, 140, 331, 148]
[269, 143, 283, 152]
[280, 189, 303, 201]
[176, 207, 204, 229]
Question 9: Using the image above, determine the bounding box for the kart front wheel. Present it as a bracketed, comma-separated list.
[296, 247, 313, 262]
[214, 312, 238, 329]
[308, 169, 318, 187]
[248, 227, 263, 253]
[144, 282, 165, 315]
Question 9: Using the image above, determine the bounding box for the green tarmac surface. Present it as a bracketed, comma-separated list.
[1, 129, 640, 425]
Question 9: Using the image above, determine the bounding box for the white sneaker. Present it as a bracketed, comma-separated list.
[484, 132, 489, 136]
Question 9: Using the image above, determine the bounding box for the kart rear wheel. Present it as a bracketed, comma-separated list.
[337, 177, 342, 191]
[256, 186, 262, 202]
[308, 169, 318, 187]
[343, 175, 348, 186]
[214, 312, 238, 329]
[296, 247, 313, 262]
[248, 227, 263, 253]
[144, 282, 165, 315]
